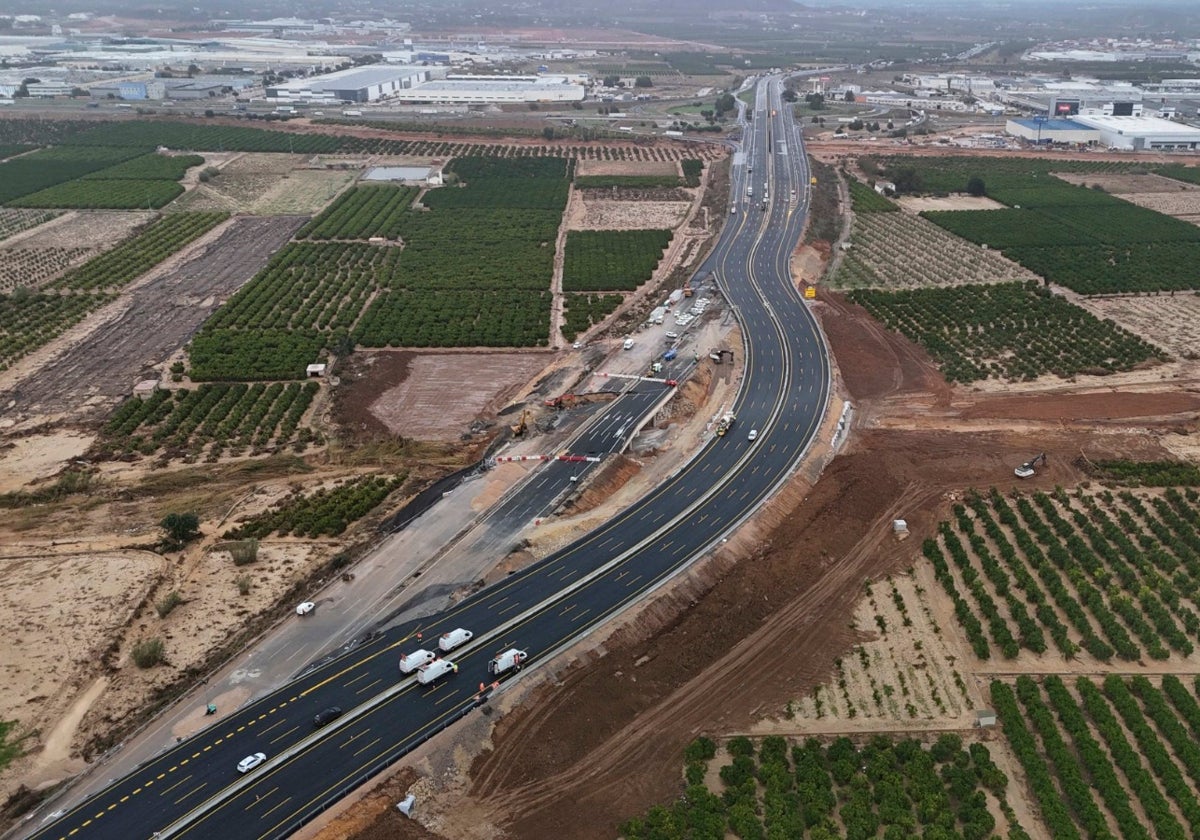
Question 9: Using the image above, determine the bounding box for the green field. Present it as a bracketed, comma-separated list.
[225, 474, 405, 539]
[847, 281, 1165, 383]
[563, 229, 673, 292]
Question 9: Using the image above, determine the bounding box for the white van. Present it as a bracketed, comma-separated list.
[438, 628, 473, 652]
[416, 659, 457, 685]
[488, 649, 527, 675]
[623, 338, 635, 350]
[399, 649, 435, 674]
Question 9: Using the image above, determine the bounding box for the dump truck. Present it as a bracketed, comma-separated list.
[716, 412, 736, 436]
[416, 659, 457, 685]
[439, 628, 473, 652]
[488, 649, 527, 675]
[399, 649, 436, 674]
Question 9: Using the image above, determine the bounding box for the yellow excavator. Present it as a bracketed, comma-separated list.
[510, 409, 530, 438]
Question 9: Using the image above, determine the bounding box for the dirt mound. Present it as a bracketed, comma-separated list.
[814, 292, 950, 404]
[562, 454, 641, 517]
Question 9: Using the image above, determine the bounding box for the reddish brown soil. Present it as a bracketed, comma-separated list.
[807, 142, 1188, 166]
[960, 390, 1200, 422]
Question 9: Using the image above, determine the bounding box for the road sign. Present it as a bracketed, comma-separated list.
[804, 286, 816, 299]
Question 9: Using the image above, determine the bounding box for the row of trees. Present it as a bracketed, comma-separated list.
[226, 474, 405, 539]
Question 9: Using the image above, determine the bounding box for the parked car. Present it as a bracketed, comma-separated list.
[237, 752, 266, 773]
[665, 331, 679, 340]
[313, 707, 343, 727]
[296, 601, 315, 616]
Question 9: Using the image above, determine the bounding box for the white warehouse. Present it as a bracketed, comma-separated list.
[398, 76, 585, 105]
[1073, 114, 1200, 151]
[267, 65, 433, 103]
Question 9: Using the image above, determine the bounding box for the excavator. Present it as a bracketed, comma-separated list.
[510, 409, 530, 438]
[1014, 453, 1047, 479]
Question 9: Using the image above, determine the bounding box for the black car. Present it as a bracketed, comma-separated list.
[313, 706, 343, 727]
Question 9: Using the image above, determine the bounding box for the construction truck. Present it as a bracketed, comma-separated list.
[716, 412, 736, 436]
[488, 648, 527, 675]
[1015, 453, 1047, 479]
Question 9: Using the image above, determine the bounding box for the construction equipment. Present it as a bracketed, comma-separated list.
[716, 412, 736, 436]
[510, 409, 530, 437]
[543, 392, 616, 411]
[1014, 453, 1047, 479]
[683, 286, 694, 298]
[709, 348, 735, 364]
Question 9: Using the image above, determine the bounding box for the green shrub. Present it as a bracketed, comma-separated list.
[155, 590, 182, 618]
[228, 539, 259, 566]
[131, 638, 165, 668]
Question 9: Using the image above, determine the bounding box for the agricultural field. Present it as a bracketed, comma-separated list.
[295, 185, 420, 240]
[10, 178, 185, 210]
[574, 159, 682, 178]
[0, 215, 304, 424]
[928, 486, 1200, 665]
[248, 169, 359, 216]
[95, 381, 319, 462]
[189, 154, 569, 378]
[0, 292, 112, 373]
[0, 247, 94, 293]
[55, 212, 229, 291]
[168, 154, 303, 213]
[1, 211, 155, 250]
[832, 211, 1038, 290]
[34, 118, 724, 163]
[1082, 294, 1200, 360]
[562, 293, 625, 341]
[224, 474, 405, 539]
[575, 174, 685, 190]
[571, 199, 691, 231]
[0, 209, 60, 243]
[562, 229, 674, 292]
[0, 146, 145, 205]
[993, 673, 1200, 840]
[847, 179, 899, 213]
[622, 733, 1016, 840]
[876, 155, 1200, 294]
[785, 574, 975, 727]
[847, 281, 1165, 384]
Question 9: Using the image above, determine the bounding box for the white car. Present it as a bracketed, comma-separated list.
[747, 429, 759, 442]
[665, 331, 679, 340]
[237, 752, 266, 773]
[572, 341, 582, 349]
[295, 601, 315, 616]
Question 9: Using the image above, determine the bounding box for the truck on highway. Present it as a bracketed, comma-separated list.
[488, 649, 527, 675]
[716, 412, 736, 436]
[399, 649, 435, 674]
[416, 658, 457, 685]
[439, 628, 473, 652]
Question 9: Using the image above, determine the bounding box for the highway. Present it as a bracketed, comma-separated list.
[25, 75, 829, 840]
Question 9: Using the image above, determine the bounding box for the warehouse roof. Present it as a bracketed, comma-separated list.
[1010, 118, 1094, 131]
[274, 64, 425, 91]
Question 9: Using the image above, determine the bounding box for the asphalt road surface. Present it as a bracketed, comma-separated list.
[27, 74, 830, 840]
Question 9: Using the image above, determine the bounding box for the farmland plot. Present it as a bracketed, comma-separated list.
[0, 216, 305, 423]
[96, 381, 319, 462]
[0, 247, 94, 293]
[0, 210, 155, 250]
[224, 474, 404, 539]
[929, 487, 1200, 666]
[0, 209, 61, 243]
[249, 169, 358, 216]
[785, 574, 974, 727]
[1083, 294, 1200, 360]
[832, 211, 1038, 290]
[168, 153, 303, 213]
[562, 229, 673, 292]
[570, 198, 690, 231]
[623, 734, 1017, 840]
[848, 282, 1164, 383]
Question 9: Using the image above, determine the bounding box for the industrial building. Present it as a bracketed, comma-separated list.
[1004, 114, 1200, 150]
[267, 64, 432, 103]
[1075, 114, 1200, 151]
[397, 75, 585, 105]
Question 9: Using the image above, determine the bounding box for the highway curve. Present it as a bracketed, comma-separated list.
[26, 74, 829, 840]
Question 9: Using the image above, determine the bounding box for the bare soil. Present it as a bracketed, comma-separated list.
[897, 195, 1007, 211]
[333, 351, 553, 442]
[574, 160, 681, 177]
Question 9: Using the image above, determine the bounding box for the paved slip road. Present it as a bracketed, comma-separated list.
[26, 75, 829, 840]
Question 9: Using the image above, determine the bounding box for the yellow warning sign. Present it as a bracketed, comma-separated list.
[804, 286, 816, 299]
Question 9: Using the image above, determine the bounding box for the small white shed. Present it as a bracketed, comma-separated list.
[975, 708, 997, 728]
[306, 364, 326, 378]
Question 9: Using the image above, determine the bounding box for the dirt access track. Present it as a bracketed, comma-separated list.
[0, 215, 305, 429]
[311, 283, 1192, 840]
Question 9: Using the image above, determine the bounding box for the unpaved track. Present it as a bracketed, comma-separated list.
[0, 216, 305, 425]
